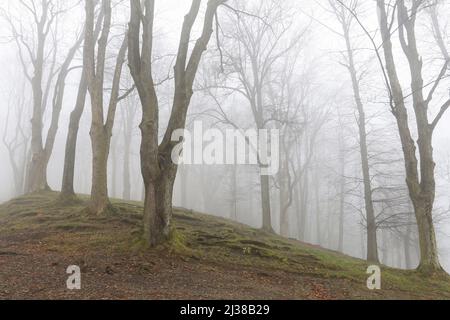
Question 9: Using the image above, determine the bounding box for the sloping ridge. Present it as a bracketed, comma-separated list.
[0, 191, 449, 300]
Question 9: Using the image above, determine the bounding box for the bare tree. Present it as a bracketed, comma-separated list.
[84, 0, 128, 215]
[2, 0, 69, 193]
[206, 0, 306, 233]
[376, 0, 450, 273]
[2, 80, 30, 196]
[121, 90, 138, 201]
[331, 0, 379, 262]
[128, 0, 224, 245]
[60, 6, 105, 202]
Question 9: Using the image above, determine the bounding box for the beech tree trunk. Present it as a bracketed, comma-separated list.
[298, 170, 309, 241]
[122, 138, 131, 201]
[122, 104, 135, 201]
[230, 165, 238, 221]
[260, 174, 274, 233]
[90, 129, 111, 213]
[60, 71, 88, 200]
[279, 139, 289, 236]
[314, 172, 321, 246]
[142, 164, 177, 245]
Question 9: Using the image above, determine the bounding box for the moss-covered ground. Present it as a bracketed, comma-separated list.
[0, 191, 449, 299]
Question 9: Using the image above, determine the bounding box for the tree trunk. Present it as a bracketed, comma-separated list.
[279, 161, 290, 237]
[360, 224, 366, 260]
[26, 151, 49, 192]
[127, 0, 223, 246]
[338, 174, 345, 253]
[340, 15, 379, 262]
[122, 130, 132, 201]
[404, 221, 412, 269]
[60, 72, 88, 200]
[24, 4, 46, 194]
[89, 128, 111, 215]
[231, 165, 238, 221]
[26, 68, 47, 193]
[111, 139, 118, 198]
[314, 178, 321, 246]
[414, 202, 441, 272]
[178, 165, 188, 208]
[260, 173, 273, 232]
[298, 171, 309, 242]
[142, 164, 177, 246]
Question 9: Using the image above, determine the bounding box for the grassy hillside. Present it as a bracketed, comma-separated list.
[0, 191, 449, 299]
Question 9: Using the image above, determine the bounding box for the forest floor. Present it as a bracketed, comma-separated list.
[0, 191, 449, 300]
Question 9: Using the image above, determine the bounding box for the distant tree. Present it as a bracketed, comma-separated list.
[1, 0, 78, 193]
[121, 89, 139, 201]
[2, 80, 30, 196]
[206, 0, 306, 233]
[331, 0, 379, 262]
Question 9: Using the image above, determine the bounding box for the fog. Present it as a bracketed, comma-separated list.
[0, 0, 449, 274]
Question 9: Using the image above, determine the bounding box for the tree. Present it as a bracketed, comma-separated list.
[84, 0, 129, 215]
[128, 0, 225, 245]
[2, 79, 30, 196]
[331, 0, 379, 262]
[60, 6, 105, 202]
[121, 89, 139, 201]
[268, 60, 326, 239]
[2, 0, 68, 193]
[207, 0, 305, 233]
[376, 0, 450, 273]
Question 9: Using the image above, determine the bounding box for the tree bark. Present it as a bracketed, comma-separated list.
[122, 104, 135, 201]
[279, 139, 289, 236]
[337, 121, 346, 253]
[60, 71, 88, 200]
[90, 129, 111, 213]
[122, 135, 131, 200]
[314, 171, 321, 246]
[260, 174, 274, 232]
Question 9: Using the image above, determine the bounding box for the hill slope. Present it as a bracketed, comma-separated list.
[0, 191, 449, 300]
